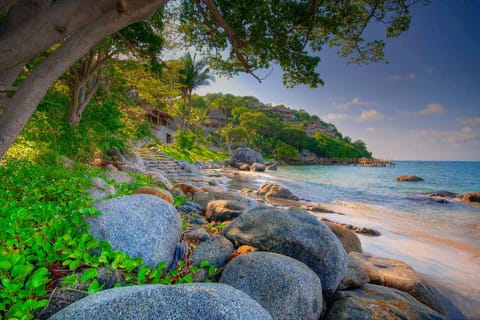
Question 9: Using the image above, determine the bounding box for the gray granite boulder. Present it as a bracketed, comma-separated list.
[232, 147, 265, 165]
[91, 194, 182, 268]
[325, 284, 446, 320]
[192, 235, 235, 268]
[349, 252, 446, 315]
[205, 199, 248, 222]
[49, 283, 272, 320]
[223, 206, 348, 294]
[220, 252, 323, 320]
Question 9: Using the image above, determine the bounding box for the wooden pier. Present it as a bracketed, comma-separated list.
[355, 157, 395, 167]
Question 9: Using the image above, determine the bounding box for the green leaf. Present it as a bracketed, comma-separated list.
[200, 260, 210, 269]
[0, 260, 12, 271]
[87, 280, 103, 295]
[80, 269, 98, 283]
[30, 267, 49, 288]
[60, 274, 78, 286]
[69, 259, 82, 271]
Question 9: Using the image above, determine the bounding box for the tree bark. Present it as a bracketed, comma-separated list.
[0, 0, 121, 73]
[0, 0, 168, 158]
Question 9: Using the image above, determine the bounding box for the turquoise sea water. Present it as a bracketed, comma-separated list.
[263, 161, 480, 214]
[253, 161, 480, 318]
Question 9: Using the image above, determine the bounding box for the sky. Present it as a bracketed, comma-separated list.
[197, 0, 480, 161]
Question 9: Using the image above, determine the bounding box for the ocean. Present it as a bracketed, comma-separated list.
[243, 161, 480, 319]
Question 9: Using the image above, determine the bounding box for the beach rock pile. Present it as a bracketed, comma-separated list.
[223, 206, 348, 295]
[45, 146, 453, 319]
[229, 147, 265, 171]
[396, 175, 424, 182]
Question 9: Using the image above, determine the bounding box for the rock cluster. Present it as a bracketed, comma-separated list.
[45, 147, 451, 320]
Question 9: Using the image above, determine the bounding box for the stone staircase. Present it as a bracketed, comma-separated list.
[133, 147, 200, 184]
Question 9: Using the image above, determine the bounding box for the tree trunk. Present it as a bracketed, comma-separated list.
[0, 0, 168, 159]
[187, 89, 192, 128]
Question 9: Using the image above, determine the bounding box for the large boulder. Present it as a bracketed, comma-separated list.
[232, 147, 265, 165]
[205, 200, 248, 222]
[325, 284, 446, 320]
[191, 235, 235, 268]
[323, 221, 362, 253]
[349, 252, 446, 315]
[49, 283, 272, 320]
[255, 182, 299, 201]
[396, 175, 424, 182]
[91, 194, 182, 268]
[220, 252, 323, 320]
[223, 206, 348, 294]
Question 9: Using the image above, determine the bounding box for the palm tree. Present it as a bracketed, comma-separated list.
[178, 52, 214, 128]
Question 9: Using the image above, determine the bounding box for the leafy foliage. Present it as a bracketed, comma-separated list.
[179, 0, 426, 87]
[0, 161, 215, 319]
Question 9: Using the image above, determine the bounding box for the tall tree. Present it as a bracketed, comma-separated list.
[64, 11, 165, 126]
[178, 52, 214, 128]
[0, 0, 427, 159]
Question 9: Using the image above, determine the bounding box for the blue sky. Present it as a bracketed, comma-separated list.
[197, 0, 480, 161]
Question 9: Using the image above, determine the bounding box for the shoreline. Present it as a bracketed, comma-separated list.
[211, 167, 479, 319]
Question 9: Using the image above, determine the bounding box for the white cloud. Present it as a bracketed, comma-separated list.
[334, 97, 377, 110]
[366, 127, 376, 132]
[458, 117, 480, 127]
[322, 113, 351, 121]
[388, 73, 417, 80]
[409, 127, 480, 146]
[358, 109, 385, 121]
[401, 103, 445, 116]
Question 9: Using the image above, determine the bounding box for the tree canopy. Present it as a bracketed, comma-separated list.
[0, 0, 427, 159]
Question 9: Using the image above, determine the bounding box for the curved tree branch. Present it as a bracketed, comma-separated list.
[0, 0, 168, 158]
